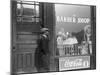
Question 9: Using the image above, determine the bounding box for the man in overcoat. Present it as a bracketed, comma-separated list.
[35, 28, 50, 72]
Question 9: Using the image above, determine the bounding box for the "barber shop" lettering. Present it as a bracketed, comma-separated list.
[56, 16, 90, 24]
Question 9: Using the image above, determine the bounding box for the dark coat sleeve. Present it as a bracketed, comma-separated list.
[72, 30, 84, 44]
[41, 36, 49, 55]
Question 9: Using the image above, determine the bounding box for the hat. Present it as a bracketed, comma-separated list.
[84, 25, 91, 32]
[40, 28, 49, 32]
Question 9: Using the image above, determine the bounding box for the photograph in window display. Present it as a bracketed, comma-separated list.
[57, 25, 92, 56]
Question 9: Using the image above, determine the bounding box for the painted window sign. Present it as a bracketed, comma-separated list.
[59, 56, 90, 71]
[55, 4, 91, 33]
[56, 16, 90, 24]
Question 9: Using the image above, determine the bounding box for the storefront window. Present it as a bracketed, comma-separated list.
[55, 4, 92, 57]
[54, 4, 94, 71]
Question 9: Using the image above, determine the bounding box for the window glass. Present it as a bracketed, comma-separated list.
[16, 1, 40, 23]
[23, 4, 35, 16]
[17, 3, 22, 16]
[36, 5, 39, 17]
[55, 4, 92, 56]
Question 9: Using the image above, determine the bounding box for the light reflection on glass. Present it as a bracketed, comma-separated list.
[17, 3, 22, 16]
[23, 4, 35, 16]
[36, 18, 39, 22]
[36, 5, 39, 17]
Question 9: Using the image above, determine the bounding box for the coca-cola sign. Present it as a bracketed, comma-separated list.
[59, 56, 90, 71]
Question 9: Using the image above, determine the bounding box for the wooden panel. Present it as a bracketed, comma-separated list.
[13, 31, 39, 73]
[17, 35, 38, 40]
[17, 40, 37, 44]
[17, 44, 38, 49]
[16, 24, 40, 32]
[13, 54, 18, 70]
[43, 3, 56, 71]
[90, 6, 96, 69]
[16, 32, 39, 51]
[25, 53, 32, 67]
[16, 49, 36, 52]
[13, 52, 36, 73]
[13, 53, 24, 72]
[17, 54, 24, 68]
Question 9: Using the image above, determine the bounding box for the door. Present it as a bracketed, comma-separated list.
[11, 0, 41, 74]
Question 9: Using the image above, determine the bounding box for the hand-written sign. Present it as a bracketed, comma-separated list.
[59, 56, 90, 71]
[56, 16, 90, 24]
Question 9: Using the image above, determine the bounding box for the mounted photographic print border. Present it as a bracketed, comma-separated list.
[11, 0, 96, 74]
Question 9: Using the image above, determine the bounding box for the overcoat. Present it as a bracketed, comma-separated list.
[35, 34, 50, 72]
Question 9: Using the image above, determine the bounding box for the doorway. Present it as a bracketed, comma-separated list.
[11, 0, 41, 73]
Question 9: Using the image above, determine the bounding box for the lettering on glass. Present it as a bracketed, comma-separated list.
[59, 56, 90, 71]
[56, 16, 90, 24]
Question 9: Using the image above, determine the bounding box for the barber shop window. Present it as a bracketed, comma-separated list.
[17, 1, 40, 22]
[55, 4, 92, 57]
